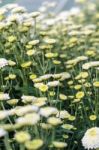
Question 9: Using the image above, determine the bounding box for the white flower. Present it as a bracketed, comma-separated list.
[11, 6, 26, 13]
[66, 56, 88, 65]
[16, 113, 40, 125]
[7, 14, 25, 24]
[82, 127, 99, 149]
[39, 107, 58, 117]
[4, 4, 18, 10]
[60, 72, 71, 80]
[0, 58, 8, 68]
[82, 61, 99, 70]
[56, 110, 70, 119]
[0, 93, 10, 101]
[0, 111, 9, 120]
[40, 74, 52, 80]
[47, 81, 60, 87]
[0, 8, 7, 14]
[0, 128, 7, 137]
[21, 95, 37, 103]
[15, 105, 38, 116]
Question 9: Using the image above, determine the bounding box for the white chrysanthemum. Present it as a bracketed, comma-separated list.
[56, 110, 70, 119]
[0, 93, 10, 101]
[39, 107, 58, 117]
[82, 61, 99, 70]
[15, 105, 38, 116]
[11, 6, 26, 13]
[0, 111, 9, 120]
[0, 128, 7, 137]
[40, 74, 52, 80]
[16, 113, 40, 125]
[21, 95, 37, 103]
[82, 127, 99, 149]
[66, 56, 88, 65]
[60, 72, 71, 80]
[0, 8, 7, 14]
[47, 81, 60, 87]
[0, 58, 8, 68]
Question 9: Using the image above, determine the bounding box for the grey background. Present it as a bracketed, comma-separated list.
[0, 0, 76, 12]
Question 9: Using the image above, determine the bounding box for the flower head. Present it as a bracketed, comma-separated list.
[82, 127, 99, 149]
[0, 58, 8, 68]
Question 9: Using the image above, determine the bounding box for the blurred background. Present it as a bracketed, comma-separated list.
[0, 0, 76, 12]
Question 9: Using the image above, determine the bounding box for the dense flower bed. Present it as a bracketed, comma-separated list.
[0, 0, 99, 149]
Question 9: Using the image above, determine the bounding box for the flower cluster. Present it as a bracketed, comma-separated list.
[0, 0, 98, 150]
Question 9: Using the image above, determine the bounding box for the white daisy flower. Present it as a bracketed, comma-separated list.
[82, 127, 99, 149]
[82, 61, 99, 70]
[0, 93, 10, 101]
[0, 58, 8, 69]
[15, 105, 38, 116]
[56, 110, 70, 119]
[47, 81, 60, 87]
[21, 95, 37, 103]
[16, 113, 40, 125]
[39, 107, 58, 117]
[0, 128, 7, 137]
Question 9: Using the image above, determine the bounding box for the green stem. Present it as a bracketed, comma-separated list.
[20, 144, 25, 150]
[4, 134, 12, 150]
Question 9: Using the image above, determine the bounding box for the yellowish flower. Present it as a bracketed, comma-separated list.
[25, 139, 43, 150]
[76, 91, 85, 99]
[7, 99, 18, 106]
[69, 37, 78, 44]
[8, 60, 16, 66]
[85, 50, 96, 57]
[8, 36, 17, 43]
[68, 80, 73, 85]
[9, 74, 16, 80]
[47, 117, 62, 126]
[73, 98, 81, 103]
[44, 38, 56, 44]
[45, 52, 58, 58]
[62, 124, 74, 130]
[53, 60, 61, 65]
[74, 84, 82, 90]
[49, 91, 55, 96]
[21, 61, 32, 68]
[39, 84, 48, 92]
[80, 72, 89, 79]
[15, 131, 31, 143]
[93, 81, 99, 87]
[26, 44, 32, 49]
[53, 141, 67, 148]
[29, 74, 37, 80]
[26, 50, 36, 56]
[40, 123, 52, 130]
[68, 116, 76, 121]
[89, 115, 97, 121]
[59, 94, 67, 100]
[63, 134, 69, 139]
[28, 40, 39, 46]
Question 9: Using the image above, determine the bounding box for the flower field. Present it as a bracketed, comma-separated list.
[0, 0, 99, 149]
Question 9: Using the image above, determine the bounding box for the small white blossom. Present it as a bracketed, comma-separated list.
[39, 107, 58, 117]
[0, 128, 7, 137]
[0, 58, 8, 69]
[0, 93, 10, 101]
